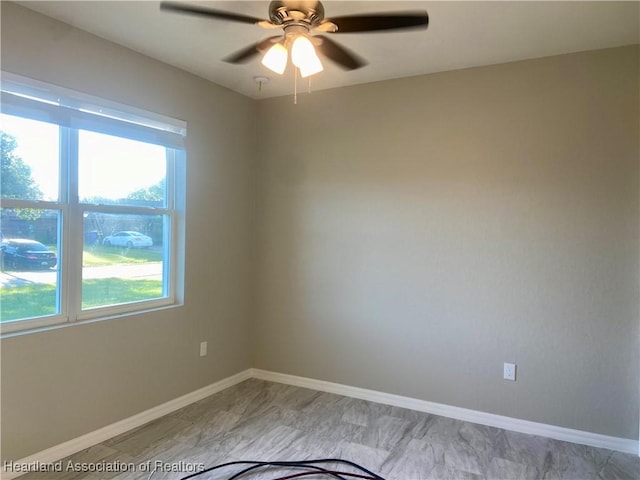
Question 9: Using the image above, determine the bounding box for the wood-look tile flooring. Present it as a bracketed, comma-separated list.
[17, 379, 640, 480]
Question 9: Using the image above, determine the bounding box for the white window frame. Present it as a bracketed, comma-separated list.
[0, 72, 186, 335]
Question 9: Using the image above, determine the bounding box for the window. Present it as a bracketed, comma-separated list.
[0, 73, 186, 334]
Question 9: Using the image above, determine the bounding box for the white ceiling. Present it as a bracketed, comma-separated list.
[17, 1, 640, 99]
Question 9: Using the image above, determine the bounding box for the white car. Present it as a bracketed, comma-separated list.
[103, 231, 153, 248]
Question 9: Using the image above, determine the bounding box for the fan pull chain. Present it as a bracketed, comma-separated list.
[290, 68, 314, 104]
[294, 66, 298, 104]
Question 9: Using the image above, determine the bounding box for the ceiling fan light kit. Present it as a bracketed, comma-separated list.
[160, 0, 429, 98]
[261, 26, 324, 78]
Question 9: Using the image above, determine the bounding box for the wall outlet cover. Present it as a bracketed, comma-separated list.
[504, 362, 516, 381]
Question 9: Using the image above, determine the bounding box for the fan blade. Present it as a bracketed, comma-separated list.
[224, 36, 281, 64]
[327, 11, 428, 33]
[316, 36, 366, 70]
[160, 2, 268, 25]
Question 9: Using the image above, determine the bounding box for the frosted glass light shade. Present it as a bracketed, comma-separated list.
[291, 35, 323, 78]
[261, 43, 288, 75]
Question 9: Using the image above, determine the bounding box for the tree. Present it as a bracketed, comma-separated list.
[1, 131, 44, 221]
[1, 131, 43, 200]
[127, 178, 165, 203]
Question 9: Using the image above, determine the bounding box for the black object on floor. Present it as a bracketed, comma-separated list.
[179, 458, 386, 480]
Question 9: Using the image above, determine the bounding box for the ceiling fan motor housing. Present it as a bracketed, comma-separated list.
[268, 1, 325, 27]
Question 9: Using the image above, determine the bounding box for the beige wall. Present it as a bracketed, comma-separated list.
[253, 45, 640, 439]
[1, 3, 255, 461]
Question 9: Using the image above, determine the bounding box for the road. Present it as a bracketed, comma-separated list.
[0, 262, 162, 287]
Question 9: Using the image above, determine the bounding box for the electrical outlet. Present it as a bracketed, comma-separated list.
[199, 341, 208, 357]
[503, 362, 516, 381]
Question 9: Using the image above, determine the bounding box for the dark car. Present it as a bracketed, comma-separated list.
[1, 239, 57, 270]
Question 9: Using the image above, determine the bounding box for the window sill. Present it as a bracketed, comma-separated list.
[0, 301, 184, 339]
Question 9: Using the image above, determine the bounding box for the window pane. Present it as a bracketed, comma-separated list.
[78, 130, 167, 207]
[1, 114, 60, 201]
[1, 208, 61, 322]
[82, 212, 167, 309]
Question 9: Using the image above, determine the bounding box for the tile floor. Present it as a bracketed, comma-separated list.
[15, 379, 640, 480]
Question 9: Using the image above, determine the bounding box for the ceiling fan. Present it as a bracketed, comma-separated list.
[160, 1, 429, 78]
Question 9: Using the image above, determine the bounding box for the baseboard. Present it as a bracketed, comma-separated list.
[5, 366, 637, 480]
[1, 369, 252, 480]
[251, 368, 639, 455]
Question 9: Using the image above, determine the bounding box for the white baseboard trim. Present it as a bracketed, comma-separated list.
[2, 369, 252, 480]
[5, 366, 637, 480]
[251, 368, 639, 456]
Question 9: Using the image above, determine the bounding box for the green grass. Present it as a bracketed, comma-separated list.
[0, 283, 57, 321]
[82, 278, 162, 308]
[0, 279, 162, 322]
[82, 245, 162, 266]
[37, 245, 161, 266]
